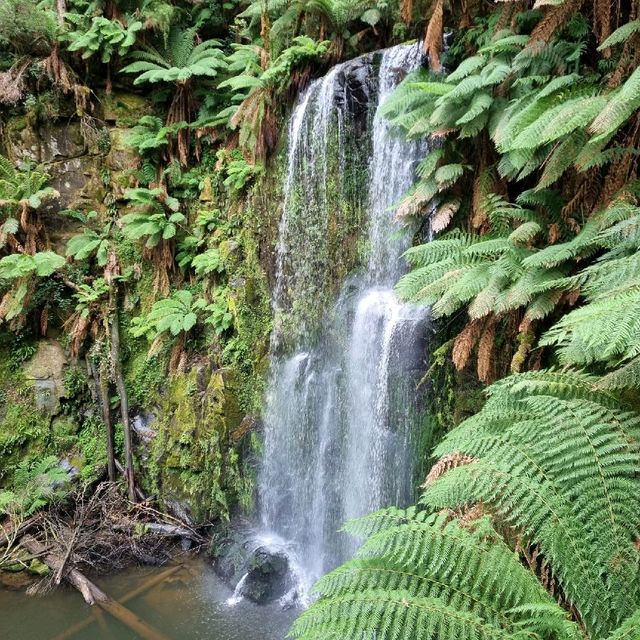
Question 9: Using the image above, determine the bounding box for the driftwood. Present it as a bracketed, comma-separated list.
[51, 564, 183, 640]
[112, 520, 204, 543]
[20, 534, 173, 640]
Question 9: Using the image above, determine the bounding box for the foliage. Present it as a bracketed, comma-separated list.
[119, 187, 184, 248]
[293, 511, 582, 640]
[0, 455, 68, 518]
[0, 157, 57, 212]
[64, 15, 143, 63]
[0, 0, 56, 54]
[0, 251, 65, 281]
[120, 27, 226, 86]
[131, 287, 234, 342]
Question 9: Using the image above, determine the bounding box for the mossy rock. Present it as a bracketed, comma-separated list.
[99, 92, 152, 126]
[146, 366, 246, 523]
[106, 127, 139, 172]
[28, 559, 50, 576]
[22, 340, 68, 416]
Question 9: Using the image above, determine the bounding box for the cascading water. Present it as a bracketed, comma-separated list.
[256, 43, 431, 600]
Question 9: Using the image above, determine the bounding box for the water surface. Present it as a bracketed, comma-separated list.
[0, 560, 296, 640]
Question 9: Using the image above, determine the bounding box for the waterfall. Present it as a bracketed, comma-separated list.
[258, 43, 431, 598]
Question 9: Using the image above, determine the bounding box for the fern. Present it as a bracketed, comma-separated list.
[293, 512, 582, 640]
[597, 20, 640, 50]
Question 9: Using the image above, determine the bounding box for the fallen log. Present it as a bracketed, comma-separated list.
[92, 607, 110, 639]
[112, 521, 204, 543]
[21, 535, 97, 605]
[51, 564, 183, 640]
[97, 596, 173, 640]
[20, 535, 173, 640]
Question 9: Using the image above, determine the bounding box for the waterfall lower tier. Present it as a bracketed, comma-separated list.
[256, 43, 431, 599]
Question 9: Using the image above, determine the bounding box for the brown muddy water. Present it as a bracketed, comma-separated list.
[0, 560, 297, 640]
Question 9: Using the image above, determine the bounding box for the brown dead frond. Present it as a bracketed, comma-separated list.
[423, 452, 477, 486]
[401, 0, 413, 24]
[424, 0, 444, 72]
[594, 0, 612, 55]
[527, 0, 586, 48]
[431, 199, 460, 233]
[458, 504, 487, 527]
[103, 251, 120, 285]
[19, 201, 42, 255]
[608, 33, 640, 88]
[145, 242, 174, 296]
[562, 168, 601, 224]
[477, 315, 497, 383]
[472, 166, 498, 231]
[494, 2, 519, 34]
[0, 59, 30, 105]
[168, 333, 186, 373]
[64, 311, 93, 358]
[599, 115, 640, 206]
[41, 44, 74, 94]
[452, 318, 484, 371]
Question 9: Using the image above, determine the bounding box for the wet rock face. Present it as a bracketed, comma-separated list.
[334, 53, 375, 133]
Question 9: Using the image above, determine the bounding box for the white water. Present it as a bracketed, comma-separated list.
[257, 44, 430, 598]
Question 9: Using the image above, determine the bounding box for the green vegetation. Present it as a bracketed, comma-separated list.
[1, 0, 639, 635]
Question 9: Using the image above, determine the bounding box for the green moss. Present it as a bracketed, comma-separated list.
[145, 368, 249, 523]
[99, 91, 152, 127]
[412, 327, 484, 485]
[0, 359, 50, 484]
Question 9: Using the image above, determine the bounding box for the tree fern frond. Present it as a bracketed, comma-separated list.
[598, 20, 640, 50]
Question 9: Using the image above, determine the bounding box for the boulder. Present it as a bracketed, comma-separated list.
[329, 53, 375, 134]
[22, 340, 68, 416]
[238, 546, 291, 605]
[43, 155, 105, 213]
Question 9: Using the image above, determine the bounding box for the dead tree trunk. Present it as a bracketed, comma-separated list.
[88, 355, 116, 482]
[109, 287, 136, 502]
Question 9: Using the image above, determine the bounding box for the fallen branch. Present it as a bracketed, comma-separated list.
[51, 564, 183, 640]
[54, 523, 80, 585]
[20, 534, 173, 640]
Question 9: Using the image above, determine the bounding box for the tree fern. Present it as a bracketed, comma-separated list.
[425, 371, 640, 637]
[292, 512, 581, 640]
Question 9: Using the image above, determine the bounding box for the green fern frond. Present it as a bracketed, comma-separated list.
[598, 20, 640, 50]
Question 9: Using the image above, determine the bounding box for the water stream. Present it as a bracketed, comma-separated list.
[257, 43, 431, 597]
